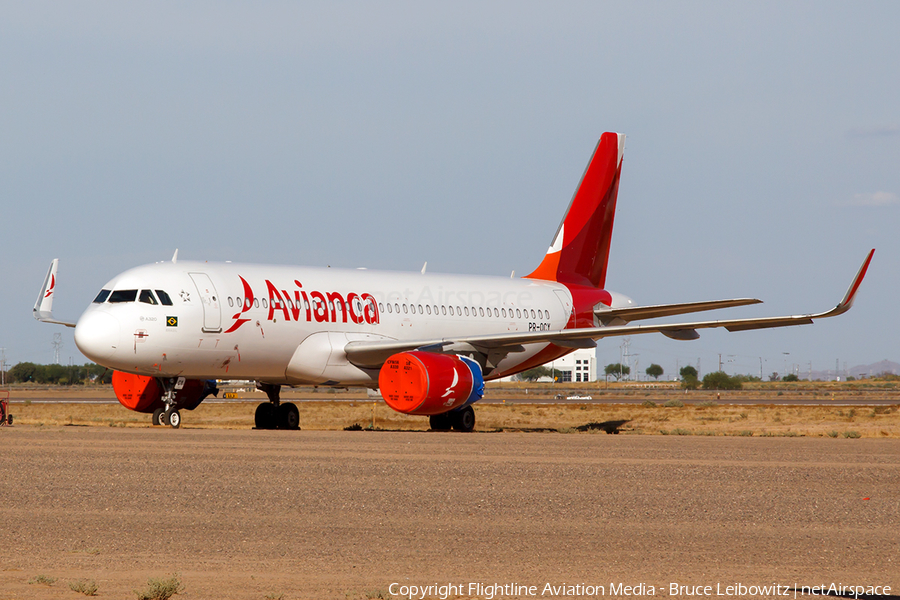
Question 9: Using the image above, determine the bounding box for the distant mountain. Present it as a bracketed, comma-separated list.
[848, 360, 900, 378]
[808, 360, 900, 381]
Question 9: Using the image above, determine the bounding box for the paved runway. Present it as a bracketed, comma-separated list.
[0, 428, 897, 599]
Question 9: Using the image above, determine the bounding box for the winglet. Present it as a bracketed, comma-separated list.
[33, 259, 76, 328]
[829, 249, 874, 317]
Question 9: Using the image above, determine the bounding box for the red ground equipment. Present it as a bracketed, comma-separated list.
[0, 390, 11, 426]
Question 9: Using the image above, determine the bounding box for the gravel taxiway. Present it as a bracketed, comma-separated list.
[0, 428, 897, 599]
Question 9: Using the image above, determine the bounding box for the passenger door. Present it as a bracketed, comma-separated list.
[189, 272, 222, 333]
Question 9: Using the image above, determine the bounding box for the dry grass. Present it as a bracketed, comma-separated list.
[6, 393, 899, 438]
[134, 574, 182, 600]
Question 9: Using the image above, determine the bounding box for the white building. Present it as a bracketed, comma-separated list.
[550, 348, 597, 382]
[503, 348, 597, 382]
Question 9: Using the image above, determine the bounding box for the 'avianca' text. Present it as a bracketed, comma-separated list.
[225, 277, 380, 333]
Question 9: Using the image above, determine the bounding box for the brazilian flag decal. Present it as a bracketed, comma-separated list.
[166, 316, 178, 327]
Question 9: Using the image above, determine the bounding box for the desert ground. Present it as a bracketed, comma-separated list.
[4, 383, 899, 438]
[1, 425, 898, 600]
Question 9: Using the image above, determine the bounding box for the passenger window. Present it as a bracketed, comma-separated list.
[403, 304, 408, 314]
[379, 303, 384, 313]
[262, 299, 268, 309]
[449, 306, 454, 316]
[153, 290, 172, 306]
[418, 304, 423, 314]
[479, 307, 484, 317]
[108, 289, 137, 303]
[228, 297, 234, 308]
[237, 297, 243, 308]
[502, 308, 507, 318]
[441, 306, 447, 315]
[426, 305, 432, 315]
[464, 307, 469, 316]
[93, 289, 111, 303]
[254, 298, 259, 308]
[516, 309, 521, 318]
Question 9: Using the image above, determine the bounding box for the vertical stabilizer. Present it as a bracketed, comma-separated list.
[526, 132, 625, 288]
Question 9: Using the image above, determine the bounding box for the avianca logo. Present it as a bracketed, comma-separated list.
[224, 276, 380, 333]
[45, 274, 55, 298]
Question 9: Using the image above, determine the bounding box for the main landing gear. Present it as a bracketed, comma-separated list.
[428, 405, 475, 432]
[254, 383, 300, 430]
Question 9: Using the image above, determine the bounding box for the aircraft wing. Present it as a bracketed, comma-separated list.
[33, 259, 77, 328]
[345, 249, 874, 369]
[594, 298, 762, 325]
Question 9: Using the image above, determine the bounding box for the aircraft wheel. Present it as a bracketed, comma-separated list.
[255, 403, 277, 430]
[6, 414, 12, 426]
[166, 409, 181, 429]
[451, 406, 475, 432]
[152, 408, 166, 426]
[429, 412, 453, 431]
[277, 402, 300, 430]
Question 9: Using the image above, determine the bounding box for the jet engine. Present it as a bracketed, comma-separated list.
[378, 351, 484, 415]
[111, 371, 218, 413]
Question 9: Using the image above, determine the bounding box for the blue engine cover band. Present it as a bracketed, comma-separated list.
[457, 355, 485, 409]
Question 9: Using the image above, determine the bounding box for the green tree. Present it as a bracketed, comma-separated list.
[8, 361, 110, 385]
[645, 363, 664, 380]
[679, 365, 698, 379]
[782, 373, 800, 382]
[604, 363, 630, 381]
[679, 365, 700, 390]
[702, 371, 743, 390]
[518, 366, 551, 381]
[9, 362, 38, 383]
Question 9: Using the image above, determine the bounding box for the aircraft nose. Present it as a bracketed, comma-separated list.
[74, 311, 120, 362]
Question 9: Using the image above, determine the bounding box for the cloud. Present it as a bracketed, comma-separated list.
[846, 124, 900, 138]
[845, 191, 900, 207]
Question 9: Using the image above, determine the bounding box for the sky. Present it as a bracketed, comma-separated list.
[1, 1, 898, 380]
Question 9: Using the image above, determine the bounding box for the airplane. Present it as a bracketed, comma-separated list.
[33, 132, 874, 431]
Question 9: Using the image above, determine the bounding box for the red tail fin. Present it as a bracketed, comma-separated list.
[525, 132, 625, 288]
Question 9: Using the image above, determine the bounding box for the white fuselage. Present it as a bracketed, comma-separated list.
[74, 261, 580, 386]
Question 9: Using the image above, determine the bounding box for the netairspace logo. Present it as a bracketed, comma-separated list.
[387, 581, 893, 599]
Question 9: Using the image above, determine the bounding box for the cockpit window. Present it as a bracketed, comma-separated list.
[93, 289, 111, 303]
[155, 290, 173, 306]
[139, 290, 158, 305]
[108, 289, 138, 303]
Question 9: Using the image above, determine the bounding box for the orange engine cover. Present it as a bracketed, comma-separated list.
[112, 371, 164, 413]
[111, 371, 217, 414]
[378, 351, 484, 416]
